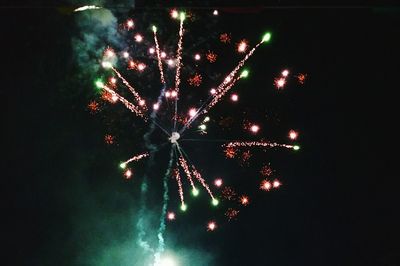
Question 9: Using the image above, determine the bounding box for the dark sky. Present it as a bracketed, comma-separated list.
[3, 1, 400, 266]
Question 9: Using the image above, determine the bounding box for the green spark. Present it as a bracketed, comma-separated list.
[262, 32, 272, 43]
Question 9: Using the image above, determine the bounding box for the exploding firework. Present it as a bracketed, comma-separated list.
[86, 9, 302, 265]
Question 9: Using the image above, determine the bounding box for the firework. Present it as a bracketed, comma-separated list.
[207, 221, 217, 231]
[220, 33, 231, 43]
[214, 178, 223, 187]
[239, 195, 250, 206]
[104, 134, 114, 145]
[206, 51, 217, 63]
[87, 100, 99, 114]
[225, 208, 239, 220]
[260, 179, 272, 191]
[187, 73, 202, 87]
[167, 212, 176, 221]
[74, 5, 101, 12]
[289, 130, 298, 140]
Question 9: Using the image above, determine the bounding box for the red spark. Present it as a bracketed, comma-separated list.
[104, 134, 114, 145]
[207, 221, 217, 231]
[274, 77, 286, 89]
[87, 101, 99, 114]
[289, 130, 298, 140]
[220, 33, 231, 43]
[167, 212, 176, 221]
[224, 146, 237, 159]
[260, 179, 272, 191]
[240, 150, 252, 164]
[225, 208, 239, 221]
[206, 51, 217, 63]
[188, 73, 202, 87]
[260, 165, 273, 177]
[222, 186, 237, 201]
[101, 91, 117, 103]
[296, 73, 307, 84]
[239, 195, 250, 206]
[273, 179, 281, 188]
[124, 169, 133, 179]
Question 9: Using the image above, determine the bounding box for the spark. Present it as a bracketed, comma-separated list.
[126, 19, 134, 29]
[237, 40, 248, 53]
[171, 90, 178, 98]
[262, 32, 272, 43]
[194, 53, 201, 60]
[250, 124, 260, 133]
[167, 212, 176, 221]
[134, 34, 143, 42]
[273, 179, 281, 188]
[213, 10, 219, 15]
[104, 48, 115, 58]
[161, 52, 167, 58]
[260, 179, 272, 191]
[225, 141, 295, 150]
[170, 9, 179, 19]
[149, 47, 155, 54]
[240, 195, 250, 206]
[121, 152, 149, 167]
[153, 103, 160, 110]
[87, 101, 99, 114]
[207, 221, 217, 231]
[220, 33, 231, 43]
[282, 69, 289, 77]
[206, 51, 217, 63]
[274, 77, 286, 89]
[167, 59, 175, 66]
[104, 134, 114, 145]
[124, 169, 133, 179]
[74, 5, 101, 12]
[225, 208, 239, 220]
[137, 63, 146, 71]
[123, 51, 129, 58]
[231, 94, 239, 102]
[188, 108, 197, 117]
[210, 88, 216, 94]
[214, 178, 223, 187]
[289, 130, 298, 140]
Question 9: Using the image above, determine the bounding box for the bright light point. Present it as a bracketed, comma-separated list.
[293, 145, 300, 151]
[95, 80, 104, 89]
[204, 116, 210, 122]
[225, 76, 232, 82]
[214, 178, 223, 187]
[198, 124, 206, 130]
[124, 169, 132, 179]
[192, 188, 199, 196]
[153, 103, 160, 110]
[237, 41, 247, 53]
[111, 95, 118, 102]
[231, 94, 239, 102]
[240, 69, 249, 78]
[289, 130, 298, 140]
[167, 59, 175, 66]
[167, 212, 175, 220]
[213, 10, 218, 15]
[261, 180, 272, 191]
[250, 124, 260, 133]
[210, 88, 216, 95]
[152, 25, 157, 32]
[119, 163, 126, 169]
[212, 198, 219, 206]
[134, 34, 143, 42]
[273, 179, 281, 188]
[139, 100, 145, 106]
[101, 61, 112, 68]
[126, 19, 134, 28]
[180, 204, 187, 211]
[207, 221, 217, 231]
[149, 47, 155, 54]
[169, 132, 180, 144]
[240, 195, 250, 206]
[282, 69, 290, 77]
[262, 32, 272, 43]
[194, 54, 201, 60]
[137, 63, 146, 71]
[171, 9, 179, 19]
[105, 49, 115, 58]
[179, 12, 186, 21]
[110, 77, 117, 84]
[188, 108, 197, 117]
[123, 51, 129, 58]
[165, 91, 171, 98]
[275, 77, 286, 88]
[171, 90, 177, 98]
[161, 52, 167, 58]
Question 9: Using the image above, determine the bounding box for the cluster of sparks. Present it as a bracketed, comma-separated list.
[88, 9, 304, 240]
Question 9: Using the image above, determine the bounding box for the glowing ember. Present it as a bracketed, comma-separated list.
[206, 51, 217, 63]
[213, 10, 218, 15]
[282, 69, 289, 77]
[123, 51, 129, 58]
[167, 212, 176, 220]
[134, 34, 143, 42]
[194, 54, 201, 60]
[126, 19, 134, 29]
[250, 124, 260, 133]
[273, 179, 281, 188]
[210, 88, 217, 94]
[167, 59, 175, 66]
[289, 130, 298, 140]
[170, 9, 179, 19]
[124, 169, 133, 179]
[188, 108, 197, 117]
[231, 94, 239, 102]
[137, 63, 146, 71]
[296, 73, 307, 84]
[149, 47, 155, 54]
[240, 195, 250, 206]
[165, 91, 171, 98]
[153, 103, 160, 110]
[214, 178, 223, 187]
[260, 179, 272, 191]
[104, 134, 114, 145]
[274, 77, 286, 89]
[188, 73, 202, 86]
[225, 208, 239, 220]
[220, 33, 231, 43]
[237, 40, 248, 53]
[87, 101, 99, 114]
[161, 51, 167, 58]
[260, 165, 273, 177]
[207, 221, 217, 231]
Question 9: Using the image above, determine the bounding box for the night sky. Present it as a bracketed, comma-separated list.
[3, 1, 400, 265]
